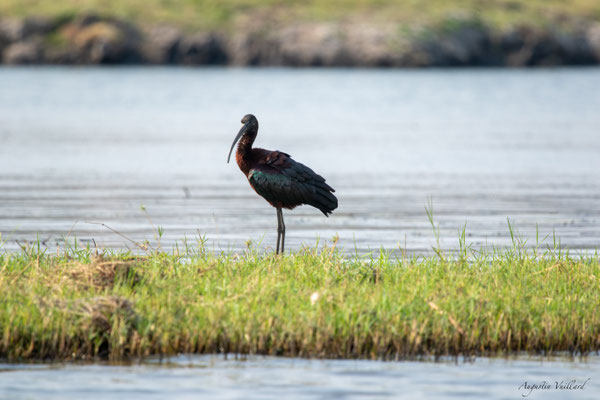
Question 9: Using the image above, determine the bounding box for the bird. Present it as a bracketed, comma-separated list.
[227, 114, 338, 254]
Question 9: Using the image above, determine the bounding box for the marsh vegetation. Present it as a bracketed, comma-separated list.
[1, 232, 598, 361]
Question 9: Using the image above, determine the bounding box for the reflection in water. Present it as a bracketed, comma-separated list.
[0, 67, 599, 254]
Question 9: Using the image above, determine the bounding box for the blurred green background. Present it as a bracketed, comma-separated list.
[2, 0, 599, 30]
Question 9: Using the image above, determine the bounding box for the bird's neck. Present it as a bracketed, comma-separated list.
[236, 132, 256, 176]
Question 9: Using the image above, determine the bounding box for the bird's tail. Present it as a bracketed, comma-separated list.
[310, 181, 338, 216]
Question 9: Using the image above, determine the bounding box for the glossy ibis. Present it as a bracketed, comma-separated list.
[227, 114, 338, 254]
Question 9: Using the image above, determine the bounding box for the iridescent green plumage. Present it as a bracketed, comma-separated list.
[248, 154, 337, 216]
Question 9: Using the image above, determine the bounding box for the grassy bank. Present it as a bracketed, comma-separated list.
[1, 241, 598, 361]
[1, 0, 599, 31]
[2, 1, 600, 66]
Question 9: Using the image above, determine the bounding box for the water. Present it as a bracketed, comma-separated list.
[1, 67, 599, 397]
[0, 67, 599, 254]
[1, 355, 599, 399]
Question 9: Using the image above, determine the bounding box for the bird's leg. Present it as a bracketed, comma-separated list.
[280, 210, 286, 254]
[276, 208, 282, 254]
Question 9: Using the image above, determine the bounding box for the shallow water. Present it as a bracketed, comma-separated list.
[1, 355, 598, 400]
[0, 68, 599, 398]
[0, 67, 599, 253]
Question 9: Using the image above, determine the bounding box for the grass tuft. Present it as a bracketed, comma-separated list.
[0, 239, 598, 361]
[67, 256, 143, 291]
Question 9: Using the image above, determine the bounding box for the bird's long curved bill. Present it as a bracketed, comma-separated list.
[227, 125, 247, 163]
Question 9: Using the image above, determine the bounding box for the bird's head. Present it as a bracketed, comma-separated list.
[227, 114, 259, 163]
[241, 114, 257, 125]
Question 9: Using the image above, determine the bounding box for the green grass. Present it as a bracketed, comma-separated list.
[0, 0, 599, 31]
[0, 236, 598, 362]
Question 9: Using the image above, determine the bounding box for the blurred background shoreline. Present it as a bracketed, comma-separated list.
[1, 0, 600, 66]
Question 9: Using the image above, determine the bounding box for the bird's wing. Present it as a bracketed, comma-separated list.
[260, 151, 335, 190]
[248, 151, 338, 215]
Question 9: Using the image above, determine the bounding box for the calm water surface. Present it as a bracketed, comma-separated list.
[1, 355, 599, 400]
[0, 67, 599, 254]
[0, 67, 599, 398]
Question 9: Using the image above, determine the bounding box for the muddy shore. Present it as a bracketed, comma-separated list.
[1, 14, 600, 67]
